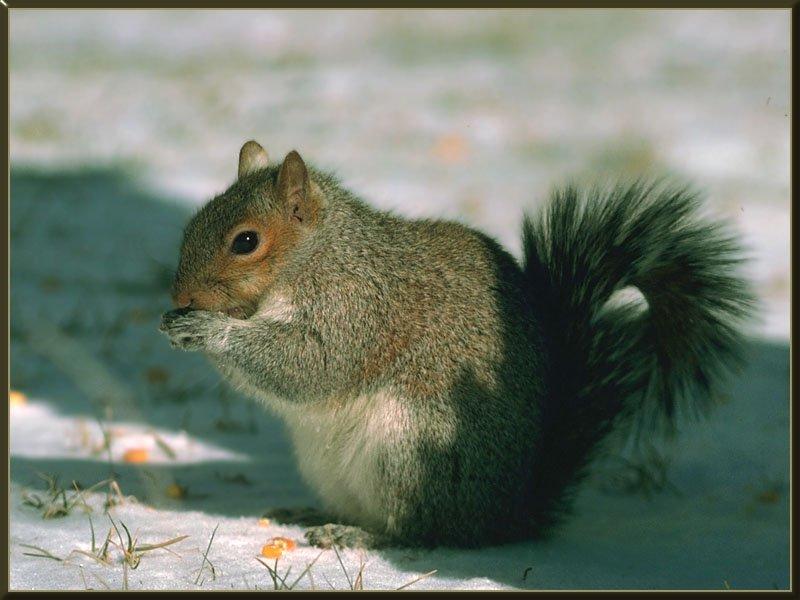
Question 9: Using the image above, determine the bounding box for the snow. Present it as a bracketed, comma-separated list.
[9, 9, 789, 590]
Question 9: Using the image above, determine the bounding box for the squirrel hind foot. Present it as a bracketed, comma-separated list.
[304, 523, 384, 549]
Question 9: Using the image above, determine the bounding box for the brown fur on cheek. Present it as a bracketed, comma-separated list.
[213, 214, 304, 317]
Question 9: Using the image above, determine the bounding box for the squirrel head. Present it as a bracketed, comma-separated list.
[171, 141, 323, 319]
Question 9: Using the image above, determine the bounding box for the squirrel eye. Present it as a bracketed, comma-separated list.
[231, 231, 259, 255]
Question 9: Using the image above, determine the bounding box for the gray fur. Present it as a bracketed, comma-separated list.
[160, 151, 753, 549]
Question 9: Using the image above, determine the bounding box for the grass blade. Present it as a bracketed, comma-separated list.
[333, 544, 353, 590]
[194, 523, 219, 586]
[255, 557, 279, 590]
[135, 534, 189, 553]
[88, 516, 96, 553]
[19, 543, 63, 562]
[288, 549, 326, 590]
[396, 569, 438, 590]
[153, 433, 177, 459]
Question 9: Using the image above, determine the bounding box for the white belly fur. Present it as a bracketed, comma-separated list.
[219, 358, 415, 531]
[282, 390, 406, 530]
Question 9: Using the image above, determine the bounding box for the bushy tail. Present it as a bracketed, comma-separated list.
[522, 180, 754, 534]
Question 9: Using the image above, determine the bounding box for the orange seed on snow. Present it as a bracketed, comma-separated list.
[123, 448, 149, 463]
[268, 536, 297, 551]
[165, 483, 186, 499]
[9, 390, 27, 406]
[260, 543, 283, 559]
[432, 133, 469, 164]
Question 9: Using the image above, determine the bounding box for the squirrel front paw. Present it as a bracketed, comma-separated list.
[159, 308, 232, 353]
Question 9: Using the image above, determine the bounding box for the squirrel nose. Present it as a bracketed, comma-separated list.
[172, 291, 193, 309]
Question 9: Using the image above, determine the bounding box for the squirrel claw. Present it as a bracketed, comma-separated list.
[159, 308, 227, 352]
[159, 307, 194, 331]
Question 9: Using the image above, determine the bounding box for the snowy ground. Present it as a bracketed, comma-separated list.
[9, 10, 790, 590]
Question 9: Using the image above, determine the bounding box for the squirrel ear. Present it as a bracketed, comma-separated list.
[238, 140, 270, 179]
[277, 150, 313, 223]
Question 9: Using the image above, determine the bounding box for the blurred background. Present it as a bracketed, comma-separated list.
[9, 10, 790, 590]
[11, 9, 789, 339]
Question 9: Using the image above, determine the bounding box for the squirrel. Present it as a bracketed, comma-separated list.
[160, 140, 753, 549]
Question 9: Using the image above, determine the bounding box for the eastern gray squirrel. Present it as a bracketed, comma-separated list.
[160, 140, 753, 549]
